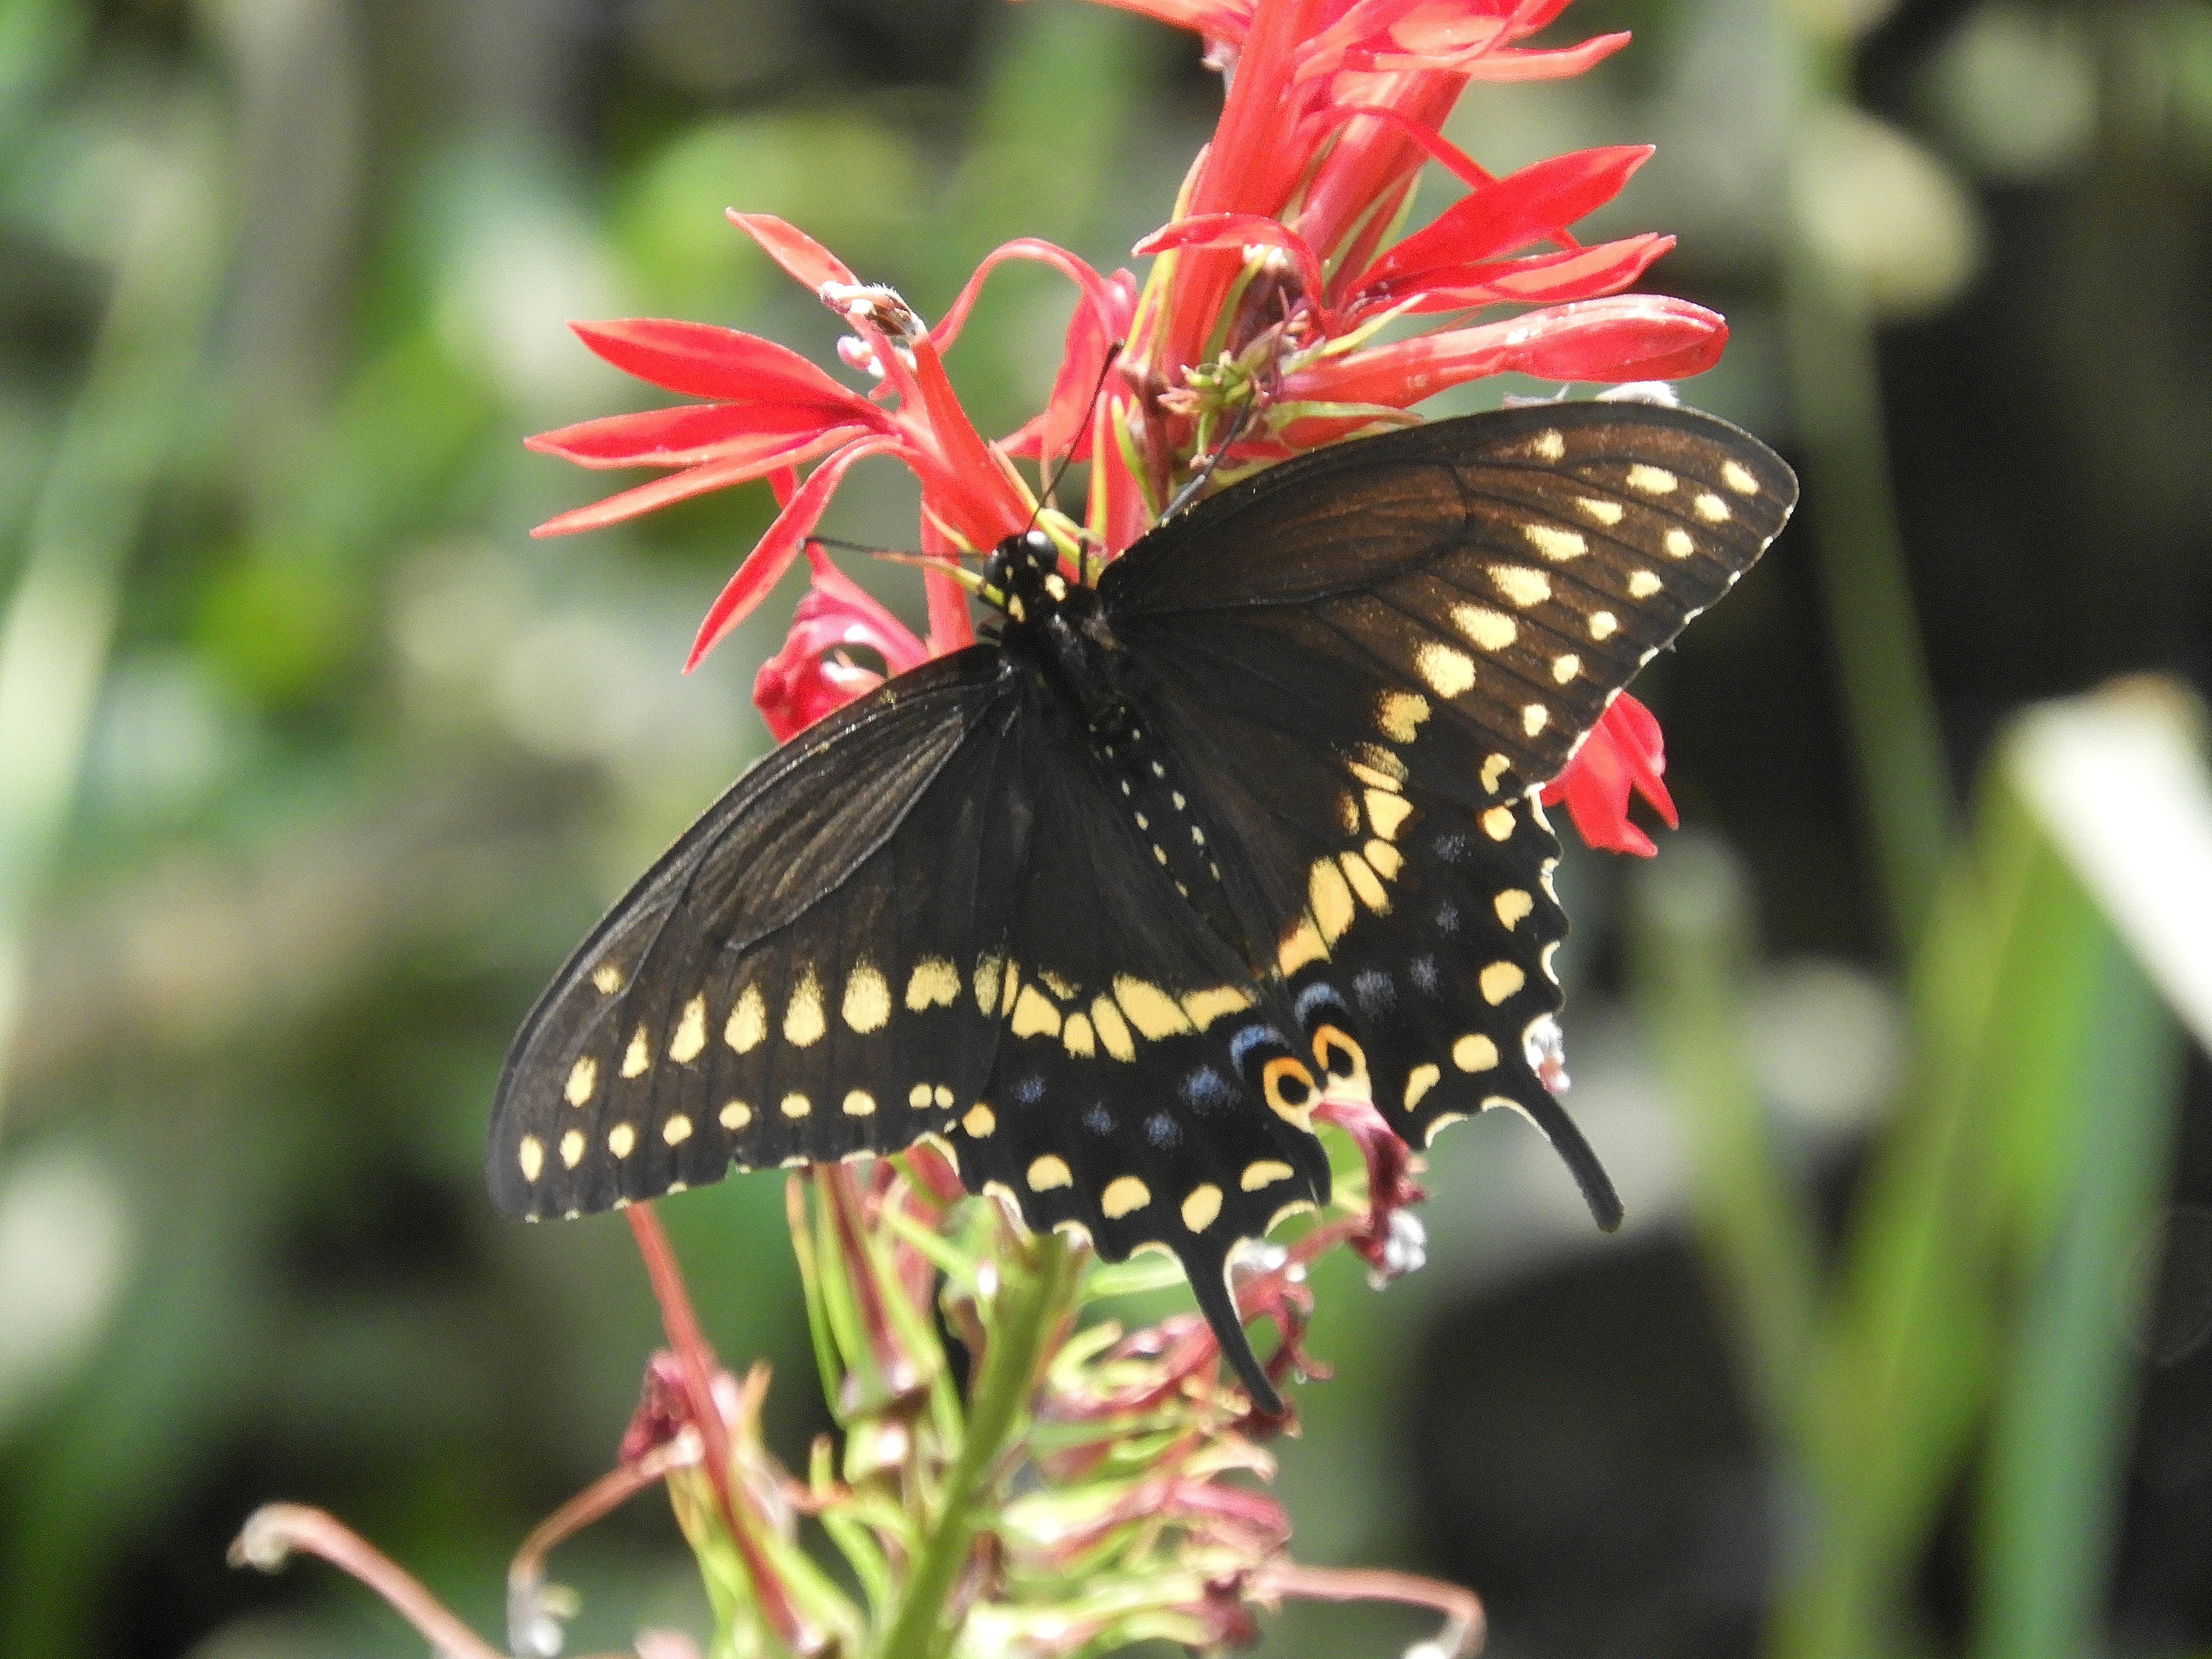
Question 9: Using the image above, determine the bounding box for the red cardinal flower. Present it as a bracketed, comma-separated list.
[1541, 690, 1679, 857]
[526, 0, 1717, 860]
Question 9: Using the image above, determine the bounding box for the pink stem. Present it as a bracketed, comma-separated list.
[1255, 1562, 1485, 1656]
[228, 1505, 507, 1659]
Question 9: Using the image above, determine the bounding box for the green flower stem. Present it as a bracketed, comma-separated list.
[1778, 29, 1957, 959]
[1630, 837, 1823, 1464]
[878, 1230, 1077, 1659]
[0, 98, 224, 1141]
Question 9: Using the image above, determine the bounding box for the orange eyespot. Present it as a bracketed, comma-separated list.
[1262, 1054, 1317, 1126]
[1311, 1024, 1370, 1097]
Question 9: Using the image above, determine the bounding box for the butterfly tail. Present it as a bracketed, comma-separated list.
[1513, 1090, 1624, 1232]
[1184, 1246, 1286, 1416]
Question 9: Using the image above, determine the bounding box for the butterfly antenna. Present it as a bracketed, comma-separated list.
[1032, 342, 1125, 518]
[1160, 396, 1259, 522]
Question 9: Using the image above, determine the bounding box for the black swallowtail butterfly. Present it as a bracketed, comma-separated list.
[488, 402, 1796, 1412]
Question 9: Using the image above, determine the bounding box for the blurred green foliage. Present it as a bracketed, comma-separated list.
[2, 1, 2209, 1658]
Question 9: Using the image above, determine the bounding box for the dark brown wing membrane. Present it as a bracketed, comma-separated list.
[486, 647, 1031, 1219]
[1103, 402, 1797, 796]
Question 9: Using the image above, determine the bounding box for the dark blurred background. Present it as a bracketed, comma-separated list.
[0, 0, 2207, 1656]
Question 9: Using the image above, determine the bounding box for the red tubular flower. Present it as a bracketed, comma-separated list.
[525, 0, 1718, 864]
[1541, 690, 1679, 857]
[754, 547, 930, 743]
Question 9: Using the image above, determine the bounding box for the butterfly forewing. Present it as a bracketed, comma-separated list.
[488, 648, 1030, 1218]
[1105, 403, 1797, 794]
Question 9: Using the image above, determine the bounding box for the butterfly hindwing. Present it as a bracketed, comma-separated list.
[487, 647, 1033, 1218]
[935, 678, 1332, 1403]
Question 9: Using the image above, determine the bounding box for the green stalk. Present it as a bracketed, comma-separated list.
[1776, 25, 1957, 959]
[878, 1231, 1076, 1659]
[1629, 837, 1822, 1463]
[0, 103, 224, 1140]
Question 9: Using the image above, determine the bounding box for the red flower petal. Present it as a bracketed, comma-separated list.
[1135, 213, 1327, 311]
[1357, 146, 1652, 294]
[527, 403, 862, 470]
[1278, 294, 1728, 411]
[1389, 233, 1674, 313]
[753, 546, 929, 742]
[568, 318, 871, 409]
[685, 436, 899, 671]
[1541, 691, 1678, 857]
[725, 212, 859, 292]
[530, 425, 871, 538]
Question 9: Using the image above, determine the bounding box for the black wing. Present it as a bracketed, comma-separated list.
[1100, 403, 1796, 1217]
[487, 646, 1033, 1219]
[937, 674, 1333, 1409]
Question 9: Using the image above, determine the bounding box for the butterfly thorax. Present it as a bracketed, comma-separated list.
[986, 529, 1246, 952]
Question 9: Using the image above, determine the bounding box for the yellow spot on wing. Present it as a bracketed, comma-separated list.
[1722, 459, 1759, 495]
[934, 1084, 954, 1109]
[1011, 983, 1063, 1039]
[963, 1103, 996, 1138]
[1027, 1155, 1072, 1192]
[1416, 641, 1477, 698]
[608, 1123, 636, 1158]
[1182, 1185, 1223, 1232]
[664, 1114, 693, 1144]
[726, 985, 766, 1053]
[1524, 524, 1587, 561]
[1365, 839, 1403, 880]
[1376, 690, 1430, 742]
[1453, 1033, 1499, 1071]
[1404, 1064, 1441, 1110]
[1522, 704, 1549, 737]
[842, 963, 890, 1033]
[784, 969, 826, 1047]
[591, 964, 623, 995]
[1241, 1160, 1295, 1192]
[1490, 565, 1552, 608]
[1552, 654, 1580, 684]
[1693, 492, 1731, 522]
[1482, 804, 1516, 841]
[1578, 497, 1624, 525]
[1628, 570, 1663, 598]
[906, 958, 959, 1010]
[1101, 1176, 1151, 1219]
[1062, 1012, 1095, 1057]
[1309, 858, 1356, 942]
[1590, 611, 1618, 640]
[518, 1136, 544, 1181]
[1278, 917, 1328, 975]
[623, 1026, 652, 1078]
[1090, 996, 1136, 1061]
[1664, 526, 1694, 558]
[781, 1093, 811, 1118]
[565, 1056, 597, 1106]
[669, 997, 707, 1063]
[1495, 888, 1535, 927]
[908, 1083, 932, 1109]
[1531, 427, 1566, 460]
[842, 1089, 876, 1117]
[1480, 961, 1526, 1004]
[1452, 603, 1516, 652]
[1366, 789, 1415, 840]
[560, 1129, 585, 1168]
[1481, 754, 1511, 794]
[1626, 463, 1677, 495]
[1114, 975, 1192, 1039]
[973, 955, 1003, 1015]
[1348, 759, 1401, 792]
[1183, 985, 1252, 1030]
[1339, 851, 1390, 912]
[720, 1100, 751, 1129]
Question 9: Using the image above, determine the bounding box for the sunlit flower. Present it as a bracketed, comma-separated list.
[1541, 690, 1678, 856]
[752, 547, 931, 742]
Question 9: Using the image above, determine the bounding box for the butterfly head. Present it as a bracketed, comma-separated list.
[982, 528, 1071, 624]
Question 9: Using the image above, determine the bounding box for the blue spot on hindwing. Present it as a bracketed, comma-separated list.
[1145, 1112, 1183, 1149]
[1180, 1065, 1236, 1114]
[1353, 969, 1396, 1017]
